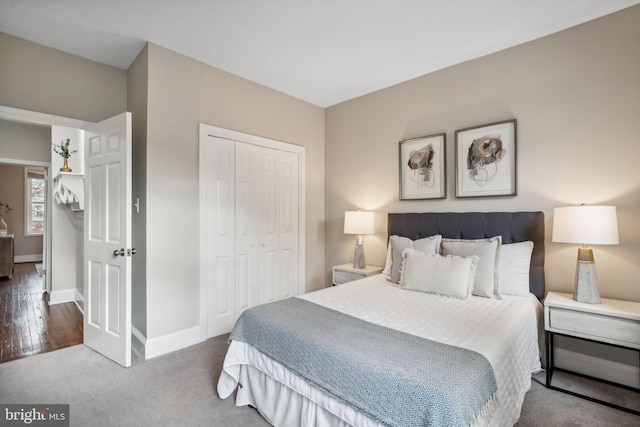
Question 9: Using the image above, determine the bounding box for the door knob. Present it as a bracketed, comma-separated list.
[113, 248, 126, 257]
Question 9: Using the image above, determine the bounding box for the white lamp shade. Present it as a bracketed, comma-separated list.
[552, 205, 619, 245]
[344, 211, 375, 235]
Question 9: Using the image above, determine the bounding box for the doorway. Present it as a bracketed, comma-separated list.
[0, 106, 91, 362]
[1, 106, 135, 368]
[0, 160, 83, 363]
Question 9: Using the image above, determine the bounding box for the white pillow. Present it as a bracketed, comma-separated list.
[383, 234, 442, 283]
[382, 243, 393, 276]
[498, 241, 534, 296]
[399, 248, 478, 299]
[441, 236, 501, 297]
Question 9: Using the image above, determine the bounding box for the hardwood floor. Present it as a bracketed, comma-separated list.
[0, 262, 83, 363]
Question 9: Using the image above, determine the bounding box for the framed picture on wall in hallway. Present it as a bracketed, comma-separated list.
[455, 119, 517, 198]
[399, 133, 446, 200]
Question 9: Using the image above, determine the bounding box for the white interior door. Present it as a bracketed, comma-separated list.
[83, 112, 133, 367]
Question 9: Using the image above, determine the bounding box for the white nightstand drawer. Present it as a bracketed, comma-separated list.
[333, 269, 365, 285]
[332, 264, 383, 286]
[549, 307, 640, 347]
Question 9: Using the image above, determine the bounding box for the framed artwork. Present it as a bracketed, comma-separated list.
[455, 119, 516, 198]
[399, 133, 446, 200]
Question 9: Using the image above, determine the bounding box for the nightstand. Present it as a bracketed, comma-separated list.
[332, 264, 383, 286]
[544, 291, 640, 415]
[0, 234, 14, 278]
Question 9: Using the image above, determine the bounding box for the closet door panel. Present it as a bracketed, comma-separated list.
[236, 252, 250, 313]
[260, 249, 277, 304]
[278, 151, 299, 299]
[204, 136, 236, 337]
[235, 143, 259, 315]
[254, 147, 279, 304]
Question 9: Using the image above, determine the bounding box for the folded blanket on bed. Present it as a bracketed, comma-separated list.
[229, 297, 497, 427]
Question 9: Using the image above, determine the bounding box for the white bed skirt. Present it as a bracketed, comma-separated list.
[219, 340, 381, 427]
[237, 364, 365, 427]
[229, 359, 499, 427]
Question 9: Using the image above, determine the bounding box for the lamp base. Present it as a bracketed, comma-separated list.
[574, 260, 601, 304]
[353, 243, 366, 269]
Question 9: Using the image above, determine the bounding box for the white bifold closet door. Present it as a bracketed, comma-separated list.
[204, 135, 300, 337]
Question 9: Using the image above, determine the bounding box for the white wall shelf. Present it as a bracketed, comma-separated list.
[53, 172, 84, 211]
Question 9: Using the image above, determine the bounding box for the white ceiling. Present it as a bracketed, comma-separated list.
[1, 0, 639, 107]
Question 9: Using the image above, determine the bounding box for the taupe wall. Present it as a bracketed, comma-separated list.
[127, 45, 149, 337]
[0, 164, 43, 257]
[325, 6, 640, 303]
[0, 32, 127, 123]
[0, 120, 50, 258]
[0, 119, 51, 164]
[142, 44, 325, 339]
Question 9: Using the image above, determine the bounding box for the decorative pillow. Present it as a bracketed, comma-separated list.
[441, 236, 501, 297]
[399, 248, 478, 299]
[382, 243, 393, 276]
[498, 241, 534, 296]
[383, 234, 442, 283]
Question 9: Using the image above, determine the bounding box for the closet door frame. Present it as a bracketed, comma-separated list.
[198, 124, 306, 339]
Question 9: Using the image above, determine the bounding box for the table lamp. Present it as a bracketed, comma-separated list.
[552, 205, 619, 304]
[344, 211, 375, 269]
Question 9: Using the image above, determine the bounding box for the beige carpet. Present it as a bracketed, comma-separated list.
[1, 336, 638, 427]
[0, 336, 267, 427]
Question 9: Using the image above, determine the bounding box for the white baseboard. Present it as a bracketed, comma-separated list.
[48, 288, 75, 305]
[144, 325, 203, 360]
[555, 347, 640, 388]
[131, 326, 146, 360]
[14, 254, 43, 263]
[74, 288, 84, 314]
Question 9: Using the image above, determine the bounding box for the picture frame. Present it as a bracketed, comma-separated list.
[399, 133, 446, 200]
[455, 119, 516, 198]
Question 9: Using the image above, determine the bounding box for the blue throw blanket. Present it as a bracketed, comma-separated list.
[229, 297, 497, 427]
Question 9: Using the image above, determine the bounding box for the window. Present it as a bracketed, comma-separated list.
[25, 167, 45, 236]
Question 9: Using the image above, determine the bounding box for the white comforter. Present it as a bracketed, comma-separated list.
[218, 275, 542, 427]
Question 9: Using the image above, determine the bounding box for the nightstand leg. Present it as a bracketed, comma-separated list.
[545, 331, 554, 387]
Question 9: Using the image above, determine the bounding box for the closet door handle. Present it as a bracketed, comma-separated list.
[113, 248, 126, 257]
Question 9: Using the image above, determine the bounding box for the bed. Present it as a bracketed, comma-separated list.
[217, 211, 545, 427]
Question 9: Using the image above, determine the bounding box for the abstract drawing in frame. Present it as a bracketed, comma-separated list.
[399, 133, 446, 200]
[455, 119, 516, 198]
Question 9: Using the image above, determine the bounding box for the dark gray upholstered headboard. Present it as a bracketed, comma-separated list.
[388, 212, 545, 299]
